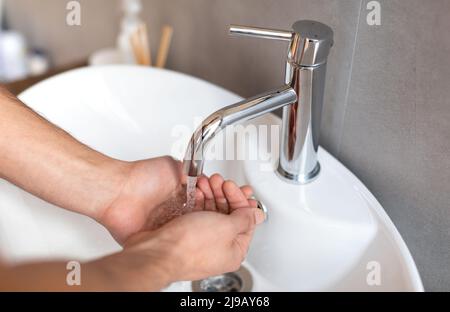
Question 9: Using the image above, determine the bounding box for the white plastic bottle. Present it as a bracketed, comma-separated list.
[117, 0, 143, 64]
[0, 31, 28, 82]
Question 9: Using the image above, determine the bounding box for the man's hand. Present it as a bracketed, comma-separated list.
[99, 156, 258, 243]
[98, 156, 184, 243]
[0, 169, 264, 292]
[91, 180, 265, 291]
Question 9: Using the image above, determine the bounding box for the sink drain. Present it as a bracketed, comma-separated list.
[192, 266, 253, 292]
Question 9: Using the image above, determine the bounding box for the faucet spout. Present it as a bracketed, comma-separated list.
[184, 20, 333, 183]
[182, 85, 297, 177]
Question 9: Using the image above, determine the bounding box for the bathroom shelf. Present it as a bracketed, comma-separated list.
[3, 60, 87, 96]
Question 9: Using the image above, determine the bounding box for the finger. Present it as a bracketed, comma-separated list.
[210, 174, 228, 214]
[193, 188, 205, 212]
[197, 176, 216, 211]
[197, 176, 213, 197]
[223, 180, 250, 211]
[248, 199, 258, 208]
[240, 185, 254, 199]
[229, 207, 265, 235]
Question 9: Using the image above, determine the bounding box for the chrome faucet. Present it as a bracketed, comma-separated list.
[183, 20, 334, 184]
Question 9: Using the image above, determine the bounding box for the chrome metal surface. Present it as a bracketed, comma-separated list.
[191, 266, 253, 292]
[229, 25, 293, 41]
[289, 20, 334, 66]
[183, 20, 333, 184]
[256, 199, 268, 222]
[277, 161, 321, 184]
[183, 85, 297, 177]
[277, 21, 333, 183]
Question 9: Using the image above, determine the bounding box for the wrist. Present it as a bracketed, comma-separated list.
[92, 159, 132, 223]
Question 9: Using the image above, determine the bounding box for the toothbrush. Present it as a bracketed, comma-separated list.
[156, 25, 173, 68]
[129, 22, 151, 66]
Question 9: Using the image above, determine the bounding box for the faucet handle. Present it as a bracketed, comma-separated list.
[229, 21, 334, 67]
[229, 25, 293, 41]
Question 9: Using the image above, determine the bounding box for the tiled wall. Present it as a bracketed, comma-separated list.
[5, 0, 450, 290]
[339, 0, 450, 292]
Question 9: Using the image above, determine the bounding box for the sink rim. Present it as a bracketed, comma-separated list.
[239, 113, 424, 291]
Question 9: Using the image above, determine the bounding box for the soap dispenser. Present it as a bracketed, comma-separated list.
[117, 0, 143, 64]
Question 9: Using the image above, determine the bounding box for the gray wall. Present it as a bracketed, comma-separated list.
[5, 0, 450, 291]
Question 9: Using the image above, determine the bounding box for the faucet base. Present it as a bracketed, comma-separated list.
[276, 162, 321, 185]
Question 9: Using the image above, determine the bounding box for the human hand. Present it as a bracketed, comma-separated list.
[92, 180, 265, 291]
[99, 156, 257, 244]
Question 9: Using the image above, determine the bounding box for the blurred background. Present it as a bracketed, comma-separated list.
[0, 0, 449, 291]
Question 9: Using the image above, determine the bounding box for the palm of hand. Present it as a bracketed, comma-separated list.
[101, 157, 256, 244]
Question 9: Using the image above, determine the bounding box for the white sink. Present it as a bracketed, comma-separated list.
[0, 66, 423, 291]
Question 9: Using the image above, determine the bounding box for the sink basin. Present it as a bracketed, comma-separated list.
[0, 65, 423, 291]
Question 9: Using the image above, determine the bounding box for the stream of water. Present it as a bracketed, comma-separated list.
[185, 176, 198, 212]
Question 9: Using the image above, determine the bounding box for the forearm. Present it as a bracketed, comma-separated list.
[0, 87, 129, 221]
[0, 255, 171, 291]
[0, 261, 104, 291]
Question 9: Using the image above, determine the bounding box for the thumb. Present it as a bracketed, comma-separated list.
[229, 208, 265, 234]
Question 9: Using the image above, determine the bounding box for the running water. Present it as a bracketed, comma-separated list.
[185, 176, 198, 212]
[148, 176, 197, 230]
